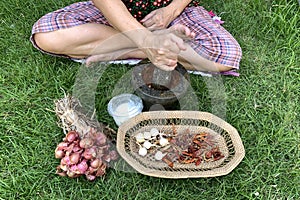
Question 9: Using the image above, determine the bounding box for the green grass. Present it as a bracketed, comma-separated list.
[0, 0, 299, 199]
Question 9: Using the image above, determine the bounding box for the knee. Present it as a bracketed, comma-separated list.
[33, 32, 64, 54]
[214, 63, 235, 72]
[214, 43, 242, 72]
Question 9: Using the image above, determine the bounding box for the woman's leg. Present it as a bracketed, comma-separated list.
[178, 49, 233, 72]
[34, 22, 232, 72]
[170, 6, 242, 73]
[31, 1, 146, 59]
[33, 23, 145, 59]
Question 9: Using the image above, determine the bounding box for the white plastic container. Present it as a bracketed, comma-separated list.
[107, 94, 143, 126]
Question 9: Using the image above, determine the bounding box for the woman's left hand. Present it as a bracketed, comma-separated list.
[140, 7, 176, 31]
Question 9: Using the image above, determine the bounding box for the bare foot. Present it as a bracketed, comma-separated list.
[153, 24, 196, 41]
[86, 49, 146, 66]
[170, 24, 196, 40]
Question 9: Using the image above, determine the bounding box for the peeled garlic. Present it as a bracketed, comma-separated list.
[159, 137, 169, 147]
[138, 147, 147, 156]
[143, 141, 154, 149]
[150, 128, 159, 137]
[135, 133, 145, 143]
[154, 151, 166, 161]
[143, 131, 152, 140]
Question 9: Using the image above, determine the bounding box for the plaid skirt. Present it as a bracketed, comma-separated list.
[30, 1, 242, 74]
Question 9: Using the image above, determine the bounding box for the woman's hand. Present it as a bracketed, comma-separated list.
[140, 7, 176, 31]
[140, 31, 187, 71]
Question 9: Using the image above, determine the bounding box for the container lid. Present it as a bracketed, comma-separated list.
[107, 93, 143, 117]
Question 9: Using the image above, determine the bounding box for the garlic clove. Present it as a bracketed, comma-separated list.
[138, 147, 147, 156]
[159, 132, 166, 137]
[154, 151, 167, 161]
[143, 141, 154, 149]
[159, 137, 169, 147]
[143, 131, 152, 140]
[135, 133, 145, 143]
[150, 128, 159, 137]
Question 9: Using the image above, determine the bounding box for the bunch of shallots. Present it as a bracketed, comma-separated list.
[55, 129, 118, 181]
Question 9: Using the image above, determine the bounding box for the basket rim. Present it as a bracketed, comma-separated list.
[117, 110, 245, 178]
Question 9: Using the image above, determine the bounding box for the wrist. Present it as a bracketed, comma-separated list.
[123, 28, 153, 47]
[167, 0, 190, 17]
[167, 5, 181, 18]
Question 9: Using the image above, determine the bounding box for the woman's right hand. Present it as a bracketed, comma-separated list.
[140, 31, 187, 71]
[140, 24, 195, 71]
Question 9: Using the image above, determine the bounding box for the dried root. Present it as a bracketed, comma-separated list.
[54, 94, 116, 137]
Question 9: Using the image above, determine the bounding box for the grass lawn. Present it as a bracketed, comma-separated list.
[0, 0, 299, 199]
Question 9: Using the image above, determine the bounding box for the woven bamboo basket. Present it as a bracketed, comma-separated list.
[117, 111, 245, 178]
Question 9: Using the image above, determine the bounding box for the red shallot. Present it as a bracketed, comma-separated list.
[55, 129, 118, 181]
[69, 152, 81, 165]
[65, 131, 78, 143]
[79, 138, 94, 149]
[54, 95, 118, 181]
[55, 149, 65, 159]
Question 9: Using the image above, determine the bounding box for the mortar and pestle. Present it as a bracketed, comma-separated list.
[131, 61, 190, 111]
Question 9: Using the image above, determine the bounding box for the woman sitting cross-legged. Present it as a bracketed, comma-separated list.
[30, 0, 242, 75]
